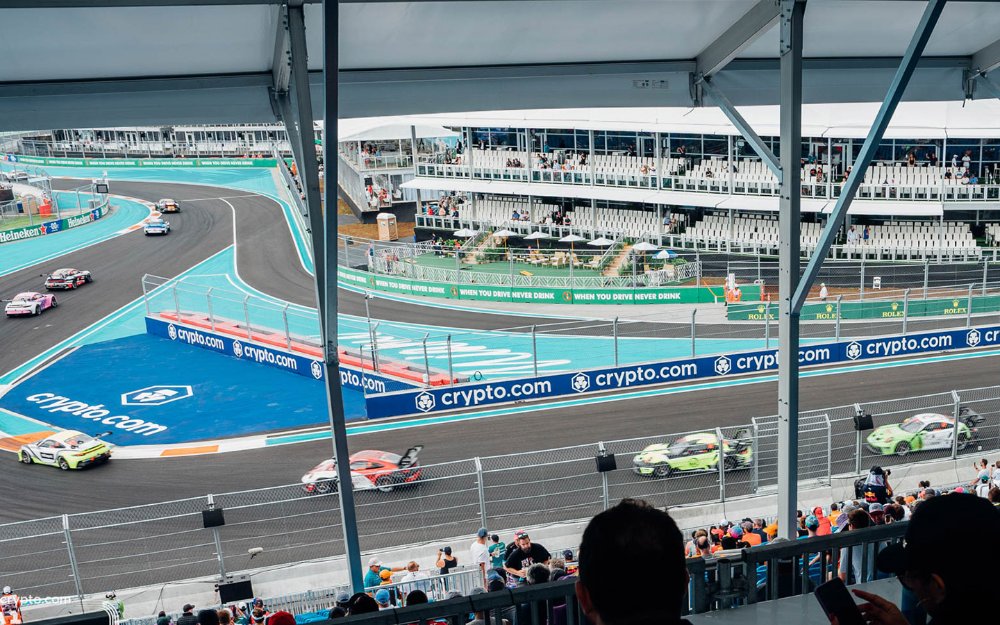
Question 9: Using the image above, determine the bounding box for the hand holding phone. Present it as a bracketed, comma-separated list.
[814, 578, 865, 625]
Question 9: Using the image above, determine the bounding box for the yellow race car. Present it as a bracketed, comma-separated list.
[18, 430, 112, 470]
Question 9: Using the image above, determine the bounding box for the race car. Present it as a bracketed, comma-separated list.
[156, 199, 181, 213]
[18, 430, 112, 470]
[866, 410, 983, 457]
[4, 292, 57, 317]
[633, 431, 753, 478]
[302, 446, 423, 494]
[44, 268, 93, 290]
[143, 217, 170, 235]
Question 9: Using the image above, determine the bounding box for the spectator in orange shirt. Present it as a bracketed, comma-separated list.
[811, 507, 832, 536]
[827, 502, 841, 526]
[740, 521, 762, 546]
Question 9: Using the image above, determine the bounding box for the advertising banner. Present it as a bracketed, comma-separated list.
[0, 204, 109, 244]
[4, 154, 276, 168]
[365, 325, 1000, 419]
[729, 294, 1000, 321]
[339, 267, 760, 305]
[145, 316, 415, 394]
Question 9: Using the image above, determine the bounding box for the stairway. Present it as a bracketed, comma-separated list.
[462, 232, 493, 264]
[602, 243, 633, 276]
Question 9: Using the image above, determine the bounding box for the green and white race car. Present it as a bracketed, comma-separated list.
[632, 431, 753, 478]
[866, 411, 983, 457]
[18, 430, 112, 470]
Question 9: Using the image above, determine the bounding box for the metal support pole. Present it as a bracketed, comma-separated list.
[371, 322, 381, 372]
[598, 442, 610, 510]
[983, 259, 989, 296]
[141, 276, 151, 316]
[207, 494, 227, 579]
[923, 259, 930, 299]
[902, 288, 910, 335]
[446, 334, 455, 386]
[854, 403, 864, 475]
[751, 421, 760, 493]
[207, 288, 216, 332]
[62, 514, 84, 602]
[613, 317, 619, 366]
[691, 309, 697, 357]
[474, 457, 488, 528]
[243, 295, 252, 339]
[716, 427, 727, 503]
[967, 283, 974, 328]
[824, 414, 833, 485]
[172, 284, 180, 319]
[282, 303, 292, 349]
[421, 333, 431, 385]
[764, 302, 771, 349]
[835, 295, 843, 342]
[860, 261, 866, 300]
[951, 390, 962, 460]
[776, 0, 804, 541]
[531, 325, 539, 377]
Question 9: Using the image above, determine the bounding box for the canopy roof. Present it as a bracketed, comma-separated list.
[1, 1, 999, 131]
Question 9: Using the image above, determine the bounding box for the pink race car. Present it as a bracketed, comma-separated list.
[5, 292, 58, 317]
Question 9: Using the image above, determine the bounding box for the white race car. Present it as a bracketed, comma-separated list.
[18, 430, 112, 470]
[156, 199, 181, 213]
[144, 217, 171, 235]
[44, 268, 93, 290]
[5, 292, 57, 317]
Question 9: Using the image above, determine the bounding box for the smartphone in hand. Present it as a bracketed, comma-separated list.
[814, 578, 866, 625]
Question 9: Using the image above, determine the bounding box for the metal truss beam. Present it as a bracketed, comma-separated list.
[792, 0, 948, 313]
[272, 2, 292, 93]
[971, 36, 1000, 77]
[978, 73, 1000, 100]
[695, 0, 781, 79]
[700, 78, 781, 180]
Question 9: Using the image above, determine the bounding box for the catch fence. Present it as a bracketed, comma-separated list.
[3, 384, 998, 599]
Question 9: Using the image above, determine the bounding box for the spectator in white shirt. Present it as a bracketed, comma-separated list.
[470, 527, 491, 586]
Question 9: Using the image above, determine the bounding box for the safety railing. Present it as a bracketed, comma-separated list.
[16, 138, 291, 159]
[2, 383, 996, 599]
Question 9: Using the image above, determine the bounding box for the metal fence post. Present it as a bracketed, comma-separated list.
[172, 284, 180, 319]
[824, 414, 833, 486]
[751, 420, 759, 494]
[613, 317, 619, 366]
[531, 325, 540, 377]
[983, 260, 989, 296]
[243, 295, 252, 339]
[691, 309, 697, 357]
[207, 494, 227, 579]
[967, 283, 974, 328]
[598, 442, 610, 510]
[756, 255, 762, 283]
[141, 276, 151, 316]
[695, 251, 701, 286]
[902, 288, 910, 335]
[372, 322, 381, 371]
[421, 333, 431, 385]
[764, 302, 771, 349]
[282, 303, 291, 349]
[446, 334, 455, 386]
[859, 260, 866, 300]
[62, 514, 84, 602]
[923, 258, 929, 299]
[854, 403, 864, 475]
[715, 427, 726, 503]
[207, 288, 216, 331]
[474, 457, 488, 528]
[951, 390, 962, 460]
[835, 295, 843, 342]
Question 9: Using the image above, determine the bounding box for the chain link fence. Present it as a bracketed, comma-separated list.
[5, 384, 998, 599]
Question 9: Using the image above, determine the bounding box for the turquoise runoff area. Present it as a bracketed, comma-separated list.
[2, 163, 796, 386]
[0, 193, 150, 277]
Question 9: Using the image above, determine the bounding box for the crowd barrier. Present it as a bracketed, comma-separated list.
[0, 198, 110, 244]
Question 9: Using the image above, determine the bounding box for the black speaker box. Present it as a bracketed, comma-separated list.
[219, 579, 254, 604]
[595, 454, 617, 473]
[853, 412, 874, 431]
[203, 508, 226, 528]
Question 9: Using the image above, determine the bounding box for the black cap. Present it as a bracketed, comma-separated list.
[182, 605, 195, 612]
[877, 493, 1000, 579]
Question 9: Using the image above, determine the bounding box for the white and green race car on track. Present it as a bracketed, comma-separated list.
[866, 410, 984, 457]
[18, 431, 112, 470]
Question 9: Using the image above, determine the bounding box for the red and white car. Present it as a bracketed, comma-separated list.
[44, 268, 93, 290]
[5, 292, 58, 317]
[156, 199, 181, 213]
[302, 446, 423, 494]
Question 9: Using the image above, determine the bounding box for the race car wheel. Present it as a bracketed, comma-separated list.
[20, 453, 31, 465]
[894, 441, 911, 457]
[724, 456, 738, 471]
[375, 476, 397, 493]
[315, 479, 337, 494]
[85, 275, 93, 283]
[58, 458, 70, 470]
[33, 305, 40, 316]
[653, 465, 672, 478]
[51, 298, 58, 308]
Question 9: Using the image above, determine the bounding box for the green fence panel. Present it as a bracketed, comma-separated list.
[6, 155, 276, 168]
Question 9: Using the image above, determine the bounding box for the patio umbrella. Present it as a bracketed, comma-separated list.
[453, 228, 478, 237]
[654, 249, 678, 259]
[587, 237, 615, 247]
[559, 233, 587, 252]
[632, 241, 660, 251]
[493, 228, 517, 252]
[524, 231, 553, 240]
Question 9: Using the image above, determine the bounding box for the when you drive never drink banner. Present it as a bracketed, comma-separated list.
[3, 154, 277, 168]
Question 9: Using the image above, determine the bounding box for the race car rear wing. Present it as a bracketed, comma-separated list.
[398, 445, 423, 468]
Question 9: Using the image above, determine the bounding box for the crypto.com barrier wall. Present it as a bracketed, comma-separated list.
[365, 324, 1000, 418]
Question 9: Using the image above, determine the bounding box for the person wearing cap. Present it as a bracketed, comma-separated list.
[469, 527, 491, 586]
[156, 611, 171, 625]
[803, 514, 821, 538]
[364, 557, 403, 590]
[436, 546, 458, 575]
[852, 493, 1000, 625]
[810, 507, 832, 535]
[862, 466, 893, 505]
[837, 508, 875, 583]
[265, 612, 294, 625]
[176, 605, 198, 625]
[373, 588, 393, 610]
[503, 531, 551, 582]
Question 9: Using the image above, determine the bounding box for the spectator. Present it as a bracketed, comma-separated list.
[989, 487, 1000, 508]
[971, 458, 991, 496]
[504, 531, 551, 582]
[265, 613, 293, 625]
[198, 610, 220, 625]
[854, 493, 1000, 625]
[156, 612, 171, 625]
[177, 605, 198, 625]
[488, 534, 506, 572]
[333, 591, 351, 613]
[470, 527, 491, 585]
[247, 600, 268, 625]
[811, 507, 832, 535]
[365, 557, 404, 589]
[346, 593, 379, 616]
[436, 546, 458, 575]
[838, 508, 875, 584]
[686, 529, 709, 556]
[819, 283, 829, 301]
[751, 519, 768, 544]
[399, 561, 430, 596]
[803, 515, 821, 538]
[828, 502, 841, 525]
[374, 589, 392, 610]
[525, 563, 550, 585]
[562, 549, 578, 575]
[326, 607, 346, 619]
[868, 502, 885, 525]
[860, 466, 893, 505]
[405, 590, 427, 606]
[216, 610, 231, 625]
[575, 499, 692, 625]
